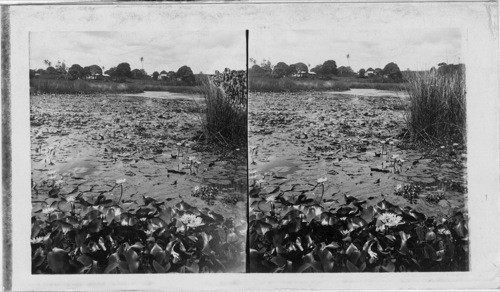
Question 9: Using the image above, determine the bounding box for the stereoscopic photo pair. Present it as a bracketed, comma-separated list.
[27, 27, 470, 275]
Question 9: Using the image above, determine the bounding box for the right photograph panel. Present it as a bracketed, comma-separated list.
[248, 29, 468, 273]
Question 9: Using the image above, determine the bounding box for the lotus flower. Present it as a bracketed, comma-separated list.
[317, 177, 328, 184]
[116, 178, 126, 184]
[42, 206, 56, 214]
[179, 214, 204, 228]
[376, 213, 403, 232]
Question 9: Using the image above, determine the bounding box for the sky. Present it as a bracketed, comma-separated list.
[30, 31, 246, 74]
[250, 28, 462, 72]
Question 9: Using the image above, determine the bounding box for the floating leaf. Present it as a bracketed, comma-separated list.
[159, 207, 173, 224]
[186, 262, 200, 273]
[381, 261, 395, 272]
[319, 245, 334, 272]
[57, 200, 72, 212]
[104, 261, 119, 274]
[47, 248, 70, 273]
[77, 255, 93, 267]
[88, 218, 102, 233]
[106, 208, 115, 224]
[454, 220, 467, 238]
[346, 243, 361, 264]
[153, 260, 166, 273]
[346, 260, 359, 272]
[257, 200, 272, 213]
[123, 244, 139, 273]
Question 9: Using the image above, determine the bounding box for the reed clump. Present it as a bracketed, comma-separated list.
[403, 69, 466, 144]
[199, 70, 247, 149]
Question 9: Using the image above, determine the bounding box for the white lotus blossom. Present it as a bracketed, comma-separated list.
[179, 214, 204, 228]
[317, 177, 328, 184]
[116, 178, 126, 184]
[111, 206, 122, 216]
[42, 206, 56, 214]
[171, 250, 181, 263]
[30, 234, 49, 244]
[265, 195, 277, 202]
[367, 243, 378, 263]
[395, 184, 403, 192]
[376, 213, 403, 232]
[193, 186, 200, 193]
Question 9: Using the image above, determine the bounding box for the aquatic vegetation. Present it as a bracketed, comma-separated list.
[31, 90, 247, 274]
[403, 69, 466, 144]
[30, 78, 144, 94]
[31, 191, 245, 273]
[200, 70, 247, 149]
[394, 184, 422, 204]
[249, 187, 468, 272]
[425, 192, 446, 204]
[191, 185, 219, 205]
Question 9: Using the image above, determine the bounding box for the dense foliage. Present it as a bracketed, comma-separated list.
[200, 69, 247, 148]
[403, 66, 466, 144]
[249, 186, 468, 272]
[31, 191, 245, 274]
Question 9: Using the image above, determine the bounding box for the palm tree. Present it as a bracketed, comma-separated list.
[140, 57, 144, 70]
[346, 54, 350, 68]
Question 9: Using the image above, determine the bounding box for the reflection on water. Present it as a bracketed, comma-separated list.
[122, 91, 205, 102]
[256, 156, 300, 176]
[329, 88, 408, 98]
[55, 158, 99, 178]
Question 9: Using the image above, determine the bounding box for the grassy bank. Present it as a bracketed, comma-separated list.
[348, 81, 407, 91]
[30, 78, 144, 94]
[249, 76, 407, 92]
[249, 76, 350, 92]
[30, 78, 203, 95]
[403, 70, 466, 143]
[141, 84, 203, 94]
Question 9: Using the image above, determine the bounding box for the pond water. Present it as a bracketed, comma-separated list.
[31, 94, 246, 221]
[255, 156, 300, 176]
[249, 91, 467, 217]
[330, 88, 409, 98]
[122, 91, 205, 102]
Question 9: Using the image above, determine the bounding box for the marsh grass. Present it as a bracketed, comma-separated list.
[249, 76, 350, 92]
[349, 81, 407, 91]
[141, 84, 202, 94]
[402, 70, 466, 144]
[199, 76, 247, 149]
[30, 78, 143, 94]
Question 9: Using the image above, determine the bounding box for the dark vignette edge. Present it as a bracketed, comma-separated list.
[1, 5, 12, 291]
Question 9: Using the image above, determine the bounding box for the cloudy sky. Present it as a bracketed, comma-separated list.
[30, 31, 246, 74]
[250, 28, 462, 72]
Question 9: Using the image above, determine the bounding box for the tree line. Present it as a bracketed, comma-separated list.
[249, 58, 405, 82]
[30, 60, 197, 85]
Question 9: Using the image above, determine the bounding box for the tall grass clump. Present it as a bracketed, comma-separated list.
[199, 70, 247, 149]
[403, 69, 466, 144]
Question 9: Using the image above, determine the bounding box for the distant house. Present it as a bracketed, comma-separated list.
[295, 70, 308, 78]
[365, 69, 375, 77]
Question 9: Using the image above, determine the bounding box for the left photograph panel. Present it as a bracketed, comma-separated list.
[29, 31, 248, 274]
